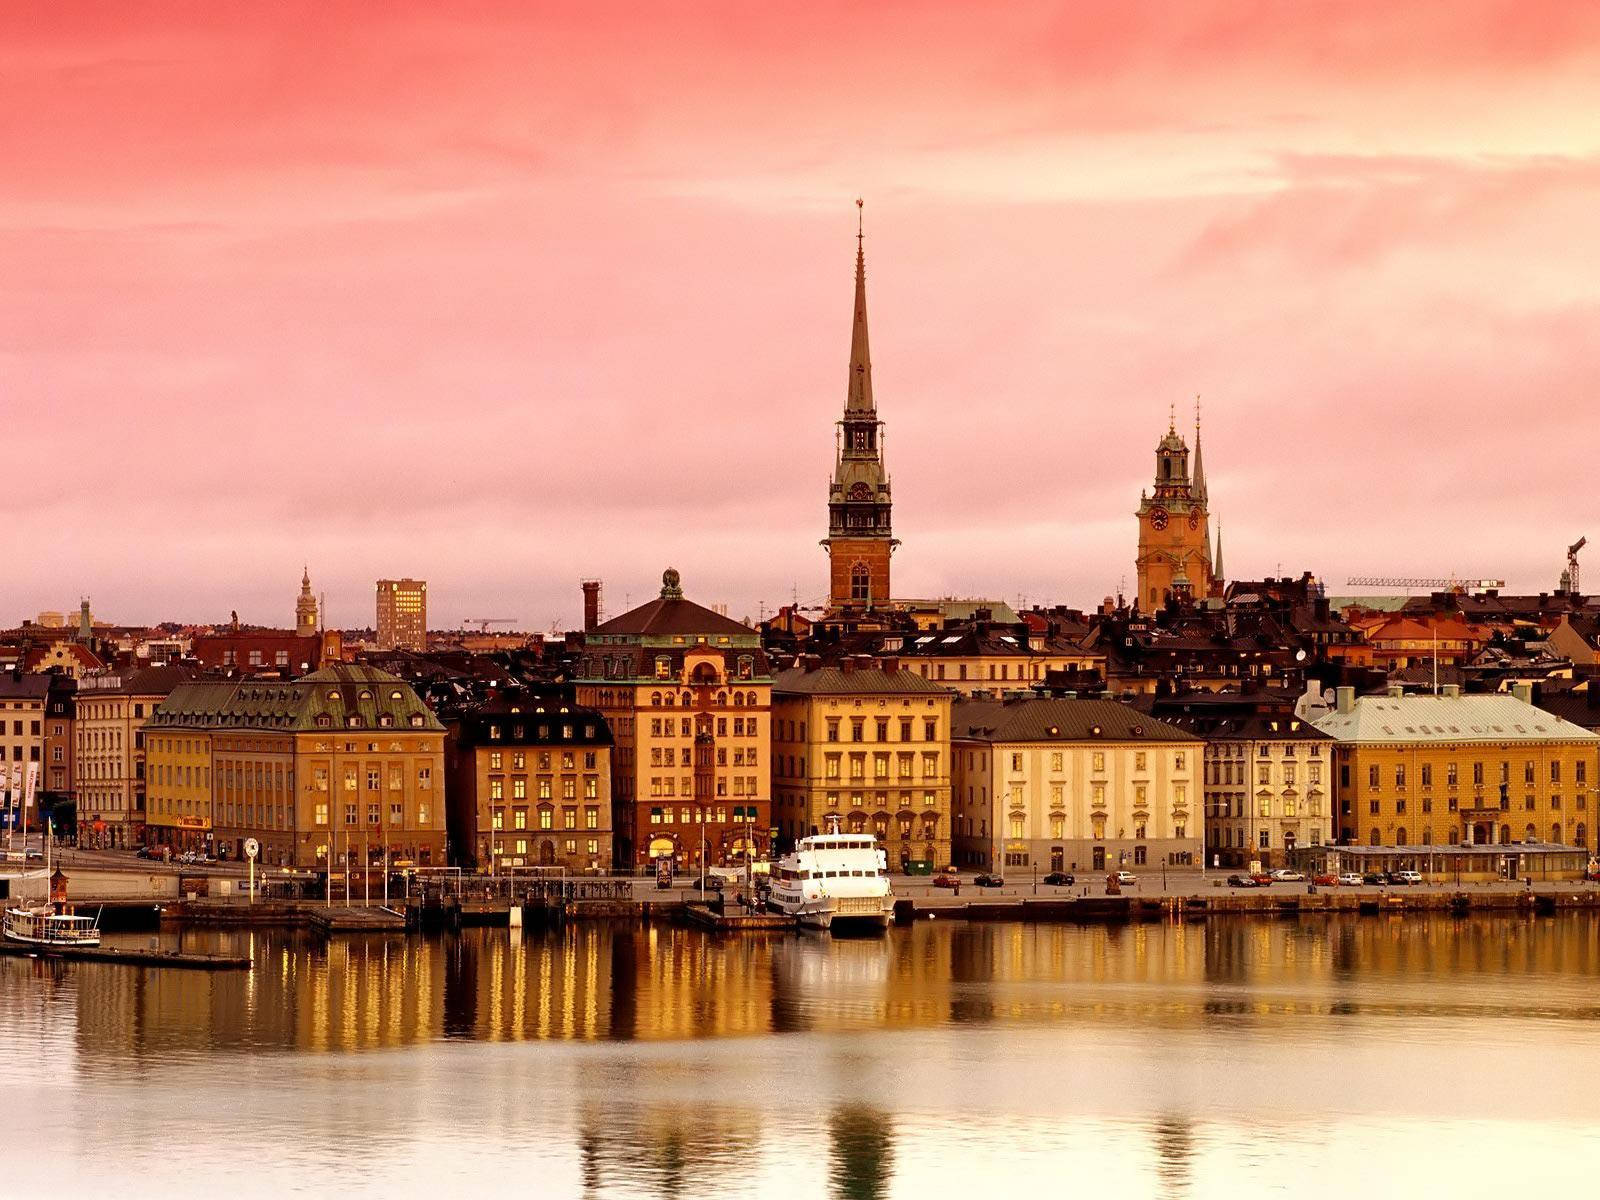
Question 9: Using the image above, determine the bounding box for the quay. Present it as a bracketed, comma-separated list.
[0, 940, 251, 970]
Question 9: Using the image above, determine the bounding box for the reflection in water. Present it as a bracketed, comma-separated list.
[4, 915, 1600, 1198]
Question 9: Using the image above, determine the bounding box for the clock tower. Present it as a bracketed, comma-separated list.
[823, 202, 897, 609]
[1135, 404, 1215, 611]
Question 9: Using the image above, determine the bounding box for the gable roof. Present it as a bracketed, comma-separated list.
[952, 698, 1200, 744]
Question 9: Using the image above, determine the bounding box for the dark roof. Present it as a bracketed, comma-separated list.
[0, 674, 51, 701]
[80, 664, 197, 697]
[952, 698, 1201, 743]
[592, 595, 752, 639]
[149, 665, 443, 733]
[457, 701, 612, 748]
[1534, 689, 1600, 731]
[1156, 712, 1334, 741]
[772, 666, 948, 696]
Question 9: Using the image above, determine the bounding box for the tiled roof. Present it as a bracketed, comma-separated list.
[952, 698, 1200, 744]
[592, 595, 752, 639]
[150, 666, 442, 733]
[772, 666, 948, 696]
[1313, 693, 1600, 745]
[0, 674, 51, 701]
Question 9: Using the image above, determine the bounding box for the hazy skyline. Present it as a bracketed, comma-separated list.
[7, 2, 1598, 629]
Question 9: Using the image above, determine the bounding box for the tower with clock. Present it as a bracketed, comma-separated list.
[1134, 403, 1217, 611]
[823, 202, 898, 609]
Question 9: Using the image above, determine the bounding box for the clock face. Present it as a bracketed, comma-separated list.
[1189, 511, 1200, 530]
[1150, 508, 1168, 531]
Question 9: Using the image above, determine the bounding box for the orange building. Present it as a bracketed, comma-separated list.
[1134, 407, 1217, 610]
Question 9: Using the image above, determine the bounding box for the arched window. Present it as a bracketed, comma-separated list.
[1448, 828, 1460, 845]
[1369, 828, 1381, 846]
[1421, 827, 1432, 847]
[681, 691, 691, 706]
[1553, 823, 1563, 845]
[1577, 823, 1588, 848]
[650, 692, 661, 707]
[1395, 827, 1407, 846]
[1525, 823, 1537, 842]
[850, 563, 871, 603]
[733, 693, 744, 707]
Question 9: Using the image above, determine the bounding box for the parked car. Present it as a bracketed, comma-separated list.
[134, 846, 156, 860]
[1115, 870, 1137, 886]
[1362, 872, 1386, 885]
[974, 873, 1005, 888]
[1226, 874, 1259, 888]
[1337, 872, 1364, 886]
[1393, 870, 1424, 885]
[1249, 872, 1274, 886]
[1311, 874, 1338, 887]
[932, 874, 960, 889]
[1042, 872, 1075, 887]
[1270, 869, 1307, 882]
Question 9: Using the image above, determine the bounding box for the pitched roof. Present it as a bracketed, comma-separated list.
[150, 665, 443, 733]
[592, 594, 752, 638]
[0, 674, 51, 701]
[1313, 692, 1600, 745]
[773, 666, 947, 696]
[952, 698, 1200, 744]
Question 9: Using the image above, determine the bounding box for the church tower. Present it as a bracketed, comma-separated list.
[1135, 402, 1214, 611]
[296, 567, 319, 636]
[823, 202, 897, 609]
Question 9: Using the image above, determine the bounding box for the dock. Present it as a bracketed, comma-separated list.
[683, 901, 795, 931]
[0, 941, 251, 970]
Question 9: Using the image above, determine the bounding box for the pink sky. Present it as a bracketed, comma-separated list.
[6, 2, 1599, 629]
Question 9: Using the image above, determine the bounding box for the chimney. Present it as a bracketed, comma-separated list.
[77, 599, 92, 641]
[1386, 684, 1404, 698]
[581, 580, 602, 633]
[881, 656, 899, 675]
[1441, 684, 1461, 698]
[841, 658, 856, 674]
[1511, 681, 1533, 705]
[1335, 686, 1356, 714]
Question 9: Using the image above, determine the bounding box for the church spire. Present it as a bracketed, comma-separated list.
[1192, 395, 1208, 505]
[1213, 521, 1225, 582]
[846, 198, 873, 414]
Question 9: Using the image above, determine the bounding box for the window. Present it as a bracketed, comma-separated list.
[1368, 765, 1380, 789]
[1258, 829, 1270, 849]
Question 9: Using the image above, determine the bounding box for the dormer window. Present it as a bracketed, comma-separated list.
[315, 714, 332, 728]
[410, 714, 425, 728]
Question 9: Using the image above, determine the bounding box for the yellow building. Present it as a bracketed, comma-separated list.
[575, 569, 772, 870]
[1316, 684, 1600, 851]
[145, 666, 447, 867]
[771, 660, 952, 869]
[75, 665, 193, 848]
[951, 698, 1203, 873]
[893, 624, 1101, 696]
[144, 690, 215, 853]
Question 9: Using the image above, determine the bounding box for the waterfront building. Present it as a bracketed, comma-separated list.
[75, 665, 193, 848]
[144, 665, 446, 866]
[1134, 408, 1216, 611]
[822, 207, 897, 613]
[42, 675, 75, 818]
[377, 578, 428, 652]
[1315, 684, 1600, 850]
[1149, 690, 1336, 870]
[0, 673, 49, 833]
[950, 698, 1203, 874]
[770, 658, 952, 868]
[444, 693, 614, 872]
[574, 569, 771, 870]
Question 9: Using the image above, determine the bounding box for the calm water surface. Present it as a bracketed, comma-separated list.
[4, 915, 1599, 1198]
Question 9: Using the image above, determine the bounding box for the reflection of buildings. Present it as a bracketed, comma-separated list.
[829, 1104, 895, 1200]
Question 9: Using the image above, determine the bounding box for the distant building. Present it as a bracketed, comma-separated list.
[145, 666, 446, 865]
[1135, 406, 1216, 611]
[0, 673, 50, 835]
[1315, 684, 1600, 851]
[75, 665, 194, 849]
[192, 631, 325, 675]
[376, 578, 428, 652]
[444, 693, 614, 872]
[296, 568, 319, 636]
[822, 209, 897, 612]
[951, 698, 1203, 874]
[574, 568, 771, 870]
[771, 658, 952, 868]
[890, 616, 1099, 696]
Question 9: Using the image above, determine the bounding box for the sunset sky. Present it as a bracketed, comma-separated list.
[6, 2, 1600, 629]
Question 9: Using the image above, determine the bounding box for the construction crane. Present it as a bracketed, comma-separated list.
[462, 618, 517, 633]
[1564, 537, 1586, 593]
[1345, 576, 1505, 592]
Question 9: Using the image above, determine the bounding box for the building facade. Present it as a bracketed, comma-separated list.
[1316, 684, 1600, 850]
[823, 209, 897, 611]
[445, 694, 614, 873]
[771, 660, 952, 869]
[145, 666, 447, 867]
[376, 578, 428, 652]
[1134, 410, 1216, 611]
[951, 698, 1204, 874]
[574, 569, 771, 871]
[75, 665, 192, 848]
[42, 675, 75, 821]
[0, 673, 49, 836]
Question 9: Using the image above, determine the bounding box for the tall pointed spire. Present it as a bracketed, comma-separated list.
[1192, 394, 1208, 505]
[846, 198, 873, 414]
[1213, 520, 1225, 582]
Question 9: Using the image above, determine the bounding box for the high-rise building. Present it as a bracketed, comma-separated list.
[376, 578, 427, 652]
[296, 567, 319, 635]
[823, 202, 897, 610]
[1134, 404, 1216, 611]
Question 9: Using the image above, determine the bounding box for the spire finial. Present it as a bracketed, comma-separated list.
[1168, 401, 1175, 432]
[856, 197, 864, 249]
[1195, 393, 1201, 434]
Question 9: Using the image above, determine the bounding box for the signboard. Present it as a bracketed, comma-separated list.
[654, 856, 673, 888]
[22, 763, 38, 810]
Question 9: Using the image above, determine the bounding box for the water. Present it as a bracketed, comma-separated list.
[4, 915, 1599, 1198]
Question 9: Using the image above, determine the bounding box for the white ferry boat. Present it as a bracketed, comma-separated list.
[768, 825, 894, 932]
[3, 906, 101, 948]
